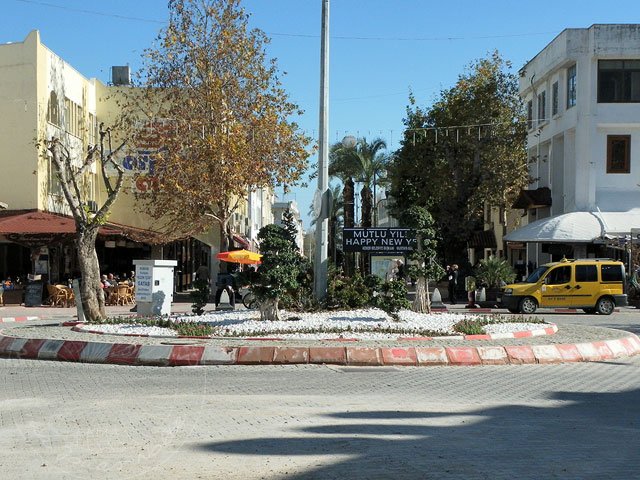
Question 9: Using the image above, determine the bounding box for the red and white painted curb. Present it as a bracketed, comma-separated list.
[0, 316, 40, 323]
[0, 330, 638, 367]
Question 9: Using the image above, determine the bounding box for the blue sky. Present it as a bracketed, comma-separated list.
[3, 0, 640, 227]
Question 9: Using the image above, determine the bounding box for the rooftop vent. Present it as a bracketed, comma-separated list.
[111, 66, 131, 86]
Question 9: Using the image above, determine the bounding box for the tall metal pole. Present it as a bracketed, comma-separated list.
[314, 0, 330, 300]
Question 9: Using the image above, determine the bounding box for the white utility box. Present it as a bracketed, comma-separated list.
[133, 259, 178, 316]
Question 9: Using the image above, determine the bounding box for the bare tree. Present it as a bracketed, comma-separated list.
[44, 124, 125, 320]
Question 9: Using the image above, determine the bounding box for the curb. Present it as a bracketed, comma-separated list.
[0, 330, 638, 367]
[0, 316, 41, 323]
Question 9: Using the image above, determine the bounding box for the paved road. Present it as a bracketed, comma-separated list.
[513, 306, 640, 336]
[1, 351, 639, 479]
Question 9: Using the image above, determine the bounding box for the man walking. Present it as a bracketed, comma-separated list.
[447, 264, 459, 305]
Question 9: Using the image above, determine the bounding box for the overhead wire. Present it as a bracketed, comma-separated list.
[10, 0, 557, 42]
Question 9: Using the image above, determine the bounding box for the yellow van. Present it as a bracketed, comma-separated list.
[499, 258, 627, 315]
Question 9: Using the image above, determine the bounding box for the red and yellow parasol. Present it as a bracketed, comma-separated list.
[215, 249, 262, 265]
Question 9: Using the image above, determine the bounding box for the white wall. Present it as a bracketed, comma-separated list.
[520, 25, 640, 217]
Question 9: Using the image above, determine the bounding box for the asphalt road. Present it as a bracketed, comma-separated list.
[512, 306, 640, 336]
[1, 308, 639, 480]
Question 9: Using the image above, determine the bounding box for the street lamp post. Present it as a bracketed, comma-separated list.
[314, 0, 330, 301]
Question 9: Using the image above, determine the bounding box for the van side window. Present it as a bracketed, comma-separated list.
[575, 265, 598, 282]
[601, 264, 623, 282]
[547, 266, 571, 284]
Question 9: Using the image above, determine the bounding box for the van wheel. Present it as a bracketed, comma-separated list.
[582, 308, 596, 314]
[595, 297, 615, 315]
[519, 297, 538, 314]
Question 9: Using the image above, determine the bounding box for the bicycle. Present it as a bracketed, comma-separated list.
[242, 291, 257, 309]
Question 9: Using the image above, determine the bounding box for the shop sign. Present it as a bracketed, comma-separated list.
[343, 227, 416, 254]
[106, 148, 165, 193]
[135, 265, 153, 302]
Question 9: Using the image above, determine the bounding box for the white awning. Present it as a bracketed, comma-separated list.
[504, 211, 640, 243]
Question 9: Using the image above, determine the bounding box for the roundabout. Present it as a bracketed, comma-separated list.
[0, 308, 638, 367]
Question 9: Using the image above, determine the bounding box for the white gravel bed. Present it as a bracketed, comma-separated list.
[83, 323, 178, 337]
[81, 308, 548, 339]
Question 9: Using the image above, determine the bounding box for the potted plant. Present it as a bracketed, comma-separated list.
[474, 256, 516, 304]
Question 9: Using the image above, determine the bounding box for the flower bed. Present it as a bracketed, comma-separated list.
[81, 308, 548, 340]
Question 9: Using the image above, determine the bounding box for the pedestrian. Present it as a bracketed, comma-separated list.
[196, 264, 210, 284]
[100, 274, 111, 288]
[448, 264, 459, 305]
[386, 259, 399, 282]
[214, 270, 236, 310]
[395, 259, 405, 282]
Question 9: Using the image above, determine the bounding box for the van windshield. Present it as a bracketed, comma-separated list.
[525, 266, 549, 283]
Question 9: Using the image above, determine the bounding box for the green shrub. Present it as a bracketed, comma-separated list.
[190, 279, 210, 315]
[173, 321, 213, 337]
[474, 256, 516, 288]
[374, 279, 410, 319]
[453, 313, 545, 335]
[453, 318, 486, 335]
[326, 271, 372, 309]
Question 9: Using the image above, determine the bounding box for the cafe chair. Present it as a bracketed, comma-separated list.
[46, 284, 68, 307]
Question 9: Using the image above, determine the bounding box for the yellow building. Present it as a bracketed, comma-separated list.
[0, 31, 262, 293]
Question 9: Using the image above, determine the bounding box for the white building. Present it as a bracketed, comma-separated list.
[272, 200, 304, 253]
[506, 24, 640, 267]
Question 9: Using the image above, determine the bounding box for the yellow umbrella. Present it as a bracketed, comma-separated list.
[216, 249, 262, 265]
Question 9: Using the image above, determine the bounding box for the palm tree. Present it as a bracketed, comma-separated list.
[329, 137, 388, 274]
[329, 137, 388, 228]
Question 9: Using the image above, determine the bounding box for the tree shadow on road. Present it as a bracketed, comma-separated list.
[194, 388, 640, 479]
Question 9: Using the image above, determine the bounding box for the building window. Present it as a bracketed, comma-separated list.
[47, 91, 60, 126]
[552, 81, 559, 116]
[537, 91, 546, 124]
[88, 113, 97, 145]
[567, 64, 577, 108]
[48, 154, 63, 196]
[64, 97, 84, 138]
[598, 60, 640, 103]
[526, 100, 533, 129]
[606, 135, 630, 174]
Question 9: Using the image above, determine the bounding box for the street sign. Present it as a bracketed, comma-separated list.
[343, 227, 416, 254]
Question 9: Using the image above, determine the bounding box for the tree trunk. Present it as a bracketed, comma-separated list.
[259, 297, 280, 321]
[343, 178, 355, 228]
[220, 219, 232, 253]
[343, 178, 355, 276]
[412, 276, 431, 313]
[361, 184, 373, 228]
[329, 215, 336, 265]
[76, 228, 106, 321]
[360, 184, 373, 274]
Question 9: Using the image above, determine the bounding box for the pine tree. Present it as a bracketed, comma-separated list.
[252, 224, 303, 320]
[281, 208, 299, 250]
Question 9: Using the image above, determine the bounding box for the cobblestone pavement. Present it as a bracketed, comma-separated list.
[1, 356, 639, 479]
